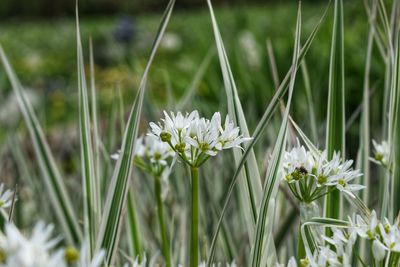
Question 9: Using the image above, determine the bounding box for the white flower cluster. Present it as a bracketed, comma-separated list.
[279, 211, 400, 267]
[371, 140, 390, 167]
[351, 210, 400, 260]
[0, 222, 104, 267]
[282, 144, 363, 202]
[134, 134, 175, 177]
[150, 111, 251, 167]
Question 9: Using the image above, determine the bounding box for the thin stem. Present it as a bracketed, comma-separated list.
[190, 167, 199, 267]
[155, 175, 172, 267]
[297, 223, 306, 263]
[127, 189, 143, 261]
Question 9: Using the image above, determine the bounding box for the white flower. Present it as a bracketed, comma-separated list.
[371, 140, 389, 166]
[111, 133, 175, 178]
[150, 111, 251, 167]
[123, 255, 146, 267]
[282, 144, 315, 182]
[216, 115, 252, 151]
[282, 143, 364, 202]
[76, 243, 105, 267]
[160, 32, 182, 51]
[136, 135, 175, 166]
[372, 239, 387, 261]
[0, 183, 13, 210]
[186, 113, 221, 156]
[378, 220, 400, 252]
[238, 30, 261, 69]
[276, 257, 298, 267]
[352, 210, 379, 240]
[0, 222, 63, 267]
[322, 152, 363, 198]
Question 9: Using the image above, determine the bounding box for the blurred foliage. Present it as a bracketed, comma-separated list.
[0, 0, 327, 18]
[0, 2, 384, 156]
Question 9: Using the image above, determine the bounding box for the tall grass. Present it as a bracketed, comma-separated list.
[1, 0, 400, 266]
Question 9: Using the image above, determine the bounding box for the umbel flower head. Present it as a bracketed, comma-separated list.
[150, 110, 251, 167]
[282, 142, 363, 202]
[111, 133, 175, 177]
[350, 210, 400, 260]
[134, 134, 175, 177]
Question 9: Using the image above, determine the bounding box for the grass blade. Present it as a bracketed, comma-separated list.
[388, 31, 400, 221]
[76, 7, 100, 254]
[324, 0, 345, 221]
[95, 1, 175, 264]
[89, 38, 102, 207]
[359, 0, 376, 208]
[300, 60, 318, 143]
[250, 3, 301, 266]
[126, 188, 143, 260]
[0, 46, 82, 244]
[206, 0, 263, 248]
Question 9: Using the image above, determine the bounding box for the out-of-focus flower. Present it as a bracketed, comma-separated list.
[0, 222, 63, 267]
[160, 32, 182, 51]
[371, 140, 390, 166]
[238, 30, 261, 69]
[0, 184, 12, 210]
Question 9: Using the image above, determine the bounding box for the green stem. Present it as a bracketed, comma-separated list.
[127, 189, 143, 261]
[190, 167, 199, 267]
[297, 224, 306, 264]
[155, 176, 172, 267]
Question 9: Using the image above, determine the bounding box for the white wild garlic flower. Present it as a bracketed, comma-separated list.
[282, 143, 363, 202]
[0, 183, 12, 210]
[371, 140, 390, 166]
[150, 111, 251, 167]
[0, 222, 63, 267]
[0, 222, 105, 267]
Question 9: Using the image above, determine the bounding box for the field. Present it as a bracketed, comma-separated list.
[0, 1, 399, 266]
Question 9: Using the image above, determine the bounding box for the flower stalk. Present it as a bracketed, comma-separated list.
[190, 166, 199, 267]
[154, 175, 172, 267]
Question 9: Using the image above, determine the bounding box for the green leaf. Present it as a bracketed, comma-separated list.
[250, 3, 301, 266]
[324, 0, 345, 221]
[388, 29, 400, 221]
[206, 0, 263, 252]
[76, 7, 100, 254]
[300, 217, 349, 258]
[89, 38, 102, 207]
[94, 1, 175, 264]
[0, 46, 82, 244]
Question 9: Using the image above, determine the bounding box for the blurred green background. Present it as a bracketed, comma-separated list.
[0, 1, 385, 180]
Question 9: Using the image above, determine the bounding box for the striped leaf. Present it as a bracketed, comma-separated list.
[388, 30, 400, 221]
[206, 0, 263, 251]
[76, 8, 100, 255]
[0, 46, 82, 244]
[324, 0, 345, 221]
[94, 1, 175, 264]
[250, 3, 301, 266]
